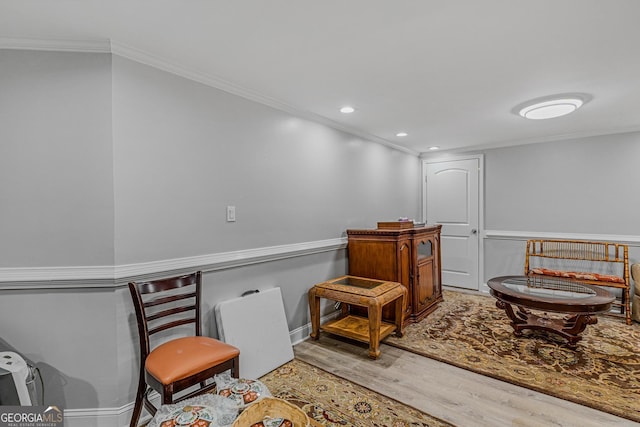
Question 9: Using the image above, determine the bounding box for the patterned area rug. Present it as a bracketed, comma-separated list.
[384, 290, 640, 423]
[260, 359, 453, 426]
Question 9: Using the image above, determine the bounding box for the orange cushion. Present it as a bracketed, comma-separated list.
[530, 268, 625, 284]
[145, 336, 239, 384]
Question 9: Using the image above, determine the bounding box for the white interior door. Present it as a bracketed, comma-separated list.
[424, 158, 479, 290]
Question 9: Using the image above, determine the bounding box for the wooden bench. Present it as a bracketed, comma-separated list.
[525, 239, 631, 325]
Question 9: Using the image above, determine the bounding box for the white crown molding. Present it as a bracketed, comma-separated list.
[3, 38, 638, 158]
[426, 126, 640, 156]
[0, 37, 111, 53]
[108, 40, 418, 157]
[0, 37, 418, 156]
[483, 229, 640, 246]
[0, 238, 348, 289]
[51, 34, 640, 159]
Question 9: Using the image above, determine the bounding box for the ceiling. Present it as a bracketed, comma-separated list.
[2, 0, 640, 155]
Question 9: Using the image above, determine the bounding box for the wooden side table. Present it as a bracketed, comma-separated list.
[308, 275, 407, 359]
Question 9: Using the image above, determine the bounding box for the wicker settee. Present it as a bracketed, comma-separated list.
[525, 239, 631, 325]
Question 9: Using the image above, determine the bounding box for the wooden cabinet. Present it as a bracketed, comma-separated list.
[346, 224, 442, 323]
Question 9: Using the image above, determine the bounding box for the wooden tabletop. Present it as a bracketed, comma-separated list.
[487, 275, 615, 313]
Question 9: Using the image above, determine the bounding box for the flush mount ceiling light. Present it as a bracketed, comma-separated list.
[429, 146, 439, 151]
[396, 132, 408, 137]
[513, 93, 592, 120]
[520, 99, 582, 120]
[340, 106, 355, 113]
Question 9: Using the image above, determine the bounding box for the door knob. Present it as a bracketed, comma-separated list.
[471, 229, 477, 234]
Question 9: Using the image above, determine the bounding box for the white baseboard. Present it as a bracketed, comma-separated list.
[64, 397, 158, 427]
[63, 404, 140, 427]
[289, 310, 340, 346]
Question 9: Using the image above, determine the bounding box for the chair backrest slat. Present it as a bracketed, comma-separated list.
[146, 305, 197, 324]
[148, 318, 196, 336]
[128, 271, 203, 357]
[137, 275, 198, 294]
[143, 292, 197, 309]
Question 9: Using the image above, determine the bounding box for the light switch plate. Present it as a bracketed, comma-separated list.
[226, 205, 236, 222]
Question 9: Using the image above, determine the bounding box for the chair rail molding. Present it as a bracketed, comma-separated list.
[0, 237, 347, 289]
[483, 230, 640, 246]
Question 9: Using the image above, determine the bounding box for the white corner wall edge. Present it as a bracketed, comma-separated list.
[0, 237, 347, 289]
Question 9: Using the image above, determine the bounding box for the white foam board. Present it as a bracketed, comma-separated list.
[215, 287, 294, 380]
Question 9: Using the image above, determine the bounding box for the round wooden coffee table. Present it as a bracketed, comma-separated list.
[487, 275, 614, 348]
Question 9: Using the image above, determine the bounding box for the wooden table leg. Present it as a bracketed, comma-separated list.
[367, 296, 383, 359]
[495, 299, 596, 348]
[308, 287, 320, 340]
[394, 289, 406, 337]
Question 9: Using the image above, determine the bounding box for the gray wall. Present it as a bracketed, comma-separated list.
[6, 47, 637, 424]
[482, 132, 640, 282]
[0, 50, 121, 419]
[0, 49, 421, 423]
[485, 132, 640, 234]
[0, 50, 115, 267]
[111, 56, 420, 263]
[1, 288, 119, 409]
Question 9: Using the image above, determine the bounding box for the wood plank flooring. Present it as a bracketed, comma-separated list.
[294, 334, 637, 427]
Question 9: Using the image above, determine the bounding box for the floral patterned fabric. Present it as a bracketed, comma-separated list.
[530, 267, 625, 283]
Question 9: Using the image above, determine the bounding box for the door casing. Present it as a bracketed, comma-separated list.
[422, 154, 484, 291]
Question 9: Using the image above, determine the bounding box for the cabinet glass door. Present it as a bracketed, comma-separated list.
[417, 239, 432, 260]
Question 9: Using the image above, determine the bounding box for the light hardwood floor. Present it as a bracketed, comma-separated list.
[294, 334, 637, 427]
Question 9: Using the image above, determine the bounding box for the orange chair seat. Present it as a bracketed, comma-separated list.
[145, 336, 240, 384]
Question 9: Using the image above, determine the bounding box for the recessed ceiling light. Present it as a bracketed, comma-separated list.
[514, 93, 591, 120]
[340, 106, 355, 114]
[429, 146, 439, 150]
[396, 132, 408, 137]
